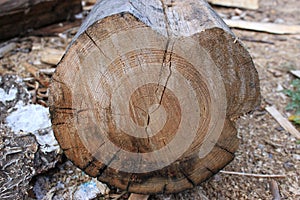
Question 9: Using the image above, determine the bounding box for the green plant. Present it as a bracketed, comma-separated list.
[284, 78, 300, 125]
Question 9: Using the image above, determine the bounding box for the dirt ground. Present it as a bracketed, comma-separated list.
[0, 0, 299, 199]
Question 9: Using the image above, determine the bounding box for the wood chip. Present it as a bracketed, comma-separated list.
[268, 68, 283, 77]
[23, 62, 51, 87]
[83, 5, 94, 11]
[82, 0, 97, 10]
[40, 48, 64, 66]
[224, 19, 300, 34]
[220, 170, 286, 178]
[128, 194, 149, 200]
[290, 70, 300, 79]
[23, 62, 39, 76]
[208, 0, 259, 9]
[270, 180, 281, 200]
[265, 106, 300, 139]
[39, 68, 56, 75]
[85, 0, 97, 4]
[0, 42, 17, 58]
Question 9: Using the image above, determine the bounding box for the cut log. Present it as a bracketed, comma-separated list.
[0, 0, 82, 41]
[49, 0, 260, 194]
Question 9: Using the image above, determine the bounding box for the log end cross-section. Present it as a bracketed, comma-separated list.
[49, 0, 260, 194]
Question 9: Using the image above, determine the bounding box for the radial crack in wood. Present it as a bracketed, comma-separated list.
[49, 0, 260, 194]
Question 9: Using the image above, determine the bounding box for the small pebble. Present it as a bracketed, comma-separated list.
[292, 154, 300, 160]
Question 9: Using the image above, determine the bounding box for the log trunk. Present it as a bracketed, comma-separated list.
[0, 0, 82, 41]
[49, 0, 260, 194]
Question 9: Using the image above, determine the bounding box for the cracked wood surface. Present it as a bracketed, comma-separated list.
[49, 0, 260, 194]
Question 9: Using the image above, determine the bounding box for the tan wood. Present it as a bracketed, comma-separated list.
[49, 0, 260, 194]
[290, 70, 300, 79]
[208, 0, 259, 9]
[224, 19, 300, 35]
[128, 194, 150, 200]
[270, 180, 281, 200]
[266, 106, 300, 139]
[40, 48, 65, 66]
[85, 0, 97, 4]
[83, 0, 97, 10]
[0, 0, 82, 41]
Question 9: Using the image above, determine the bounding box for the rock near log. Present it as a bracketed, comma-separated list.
[0, 75, 61, 199]
[49, 0, 260, 194]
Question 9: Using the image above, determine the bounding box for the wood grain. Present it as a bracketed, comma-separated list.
[49, 0, 260, 194]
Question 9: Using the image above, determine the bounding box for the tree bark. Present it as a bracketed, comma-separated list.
[49, 0, 260, 194]
[0, 0, 82, 41]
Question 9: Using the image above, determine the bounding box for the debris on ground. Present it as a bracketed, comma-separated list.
[0, 0, 299, 199]
[0, 75, 61, 199]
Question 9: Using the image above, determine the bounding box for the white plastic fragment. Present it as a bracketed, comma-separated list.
[6, 104, 59, 153]
[74, 181, 100, 200]
[74, 179, 109, 200]
[75, 13, 84, 19]
[95, 178, 110, 195]
[293, 154, 300, 161]
[6, 104, 50, 132]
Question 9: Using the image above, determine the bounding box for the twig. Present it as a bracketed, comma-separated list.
[39, 68, 56, 75]
[220, 170, 286, 178]
[240, 37, 275, 45]
[290, 70, 300, 79]
[224, 19, 300, 35]
[266, 106, 300, 139]
[270, 180, 281, 200]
